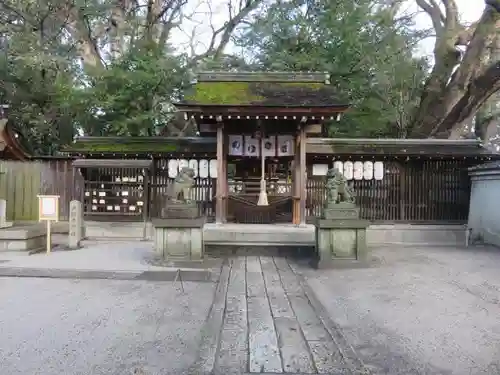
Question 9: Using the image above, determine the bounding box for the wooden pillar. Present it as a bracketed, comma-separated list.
[292, 135, 301, 225]
[299, 124, 307, 225]
[216, 122, 224, 224]
[222, 133, 228, 223]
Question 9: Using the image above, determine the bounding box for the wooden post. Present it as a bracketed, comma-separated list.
[216, 121, 224, 224]
[299, 125, 307, 225]
[292, 138, 300, 225]
[222, 132, 228, 222]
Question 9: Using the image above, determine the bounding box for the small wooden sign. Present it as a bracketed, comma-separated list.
[37, 195, 60, 222]
[37, 195, 60, 254]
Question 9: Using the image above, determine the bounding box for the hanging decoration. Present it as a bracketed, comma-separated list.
[277, 135, 294, 156]
[229, 135, 243, 156]
[244, 136, 259, 157]
[262, 136, 277, 157]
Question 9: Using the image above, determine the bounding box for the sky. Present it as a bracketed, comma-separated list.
[170, 0, 486, 60]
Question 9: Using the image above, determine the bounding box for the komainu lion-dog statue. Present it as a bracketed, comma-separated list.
[165, 167, 195, 204]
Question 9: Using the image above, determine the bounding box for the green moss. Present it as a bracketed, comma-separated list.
[185, 82, 264, 105]
[184, 82, 325, 105]
[63, 142, 178, 153]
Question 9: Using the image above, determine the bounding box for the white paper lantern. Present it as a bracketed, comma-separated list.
[343, 161, 354, 180]
[374, 161, 384, 180]
[333, 161, 343, 173]
[167, 159, 179, 178]
[199, 159, 209, 178]
[188, 159, 198, 177]
[363, 161, 374, 180]
[353, 161, 363, 180]
[178, 159, 189, 172]
[209, 159, 218, 178]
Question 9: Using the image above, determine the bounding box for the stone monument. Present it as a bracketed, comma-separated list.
[68, 200, 83, 249]
[153, 167, 204, 261]
[314, 168, 370, 268]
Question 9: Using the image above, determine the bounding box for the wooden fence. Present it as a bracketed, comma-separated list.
[307, 159, 471, 222]
[0, 157, 473, 223]
[0, 159, 82, 221]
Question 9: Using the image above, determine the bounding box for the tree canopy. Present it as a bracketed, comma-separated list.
[0, 0, 498, 154]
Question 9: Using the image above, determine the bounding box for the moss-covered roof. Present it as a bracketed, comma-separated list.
[176, 72, 347, 108]
[179, 81, 346, 107]
[61, 136, 500, 159]
[62, 136, 216, 154]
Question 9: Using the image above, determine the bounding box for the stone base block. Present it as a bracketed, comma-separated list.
[322, 202, 360, 220]
[0, 224, 47, 253]
[152, 218, 205, 261]
[314, 219, 370, 269]
[161, 204, 199, 219]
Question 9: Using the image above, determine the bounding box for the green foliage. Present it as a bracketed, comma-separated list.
[77, 45, 189, 136]
[234, 0, 427, 138]
[0, 0, 431, 155]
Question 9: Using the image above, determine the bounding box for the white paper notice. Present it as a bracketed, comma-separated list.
[41, 197, 56, 217]
[312, 164, 329, 176]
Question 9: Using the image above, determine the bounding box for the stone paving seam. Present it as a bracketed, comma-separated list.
[271, 256, 318, 374]
[259, 256, 285, 373]
[246, 255, 282, 373]
[215, 257, 249, 374]
[188, 258, 231, 375]
[287, 261, 371, 375]
[245, 255, 251, 374]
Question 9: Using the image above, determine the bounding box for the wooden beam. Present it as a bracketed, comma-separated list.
[175, 105, 350, 116]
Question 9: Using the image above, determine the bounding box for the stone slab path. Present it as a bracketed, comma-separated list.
[191, 256, 369, 375]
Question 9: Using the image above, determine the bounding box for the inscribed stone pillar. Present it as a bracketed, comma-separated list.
[68, 200, 83, 249]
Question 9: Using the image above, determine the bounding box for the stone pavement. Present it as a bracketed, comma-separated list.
[0, 241, 219, 281]
[191, 255, 368, 375]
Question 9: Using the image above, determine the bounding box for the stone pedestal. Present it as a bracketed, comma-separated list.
[161, 203, 198, 219]
[314, 203, 370, 268]
[152, 217, 205, 261]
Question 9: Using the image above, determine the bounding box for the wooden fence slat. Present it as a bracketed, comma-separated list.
[0, 158, 476, 223]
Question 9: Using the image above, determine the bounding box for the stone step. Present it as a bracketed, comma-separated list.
[203, 224, 315, 247]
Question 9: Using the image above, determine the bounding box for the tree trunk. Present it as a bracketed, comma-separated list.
[410, 1, 500, 139]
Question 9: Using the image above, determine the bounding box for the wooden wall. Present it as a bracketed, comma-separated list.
[0, 159, 82, 221]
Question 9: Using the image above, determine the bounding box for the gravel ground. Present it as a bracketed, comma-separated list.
[302, 245, 500, 375]
[0, 277, 216, 375]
